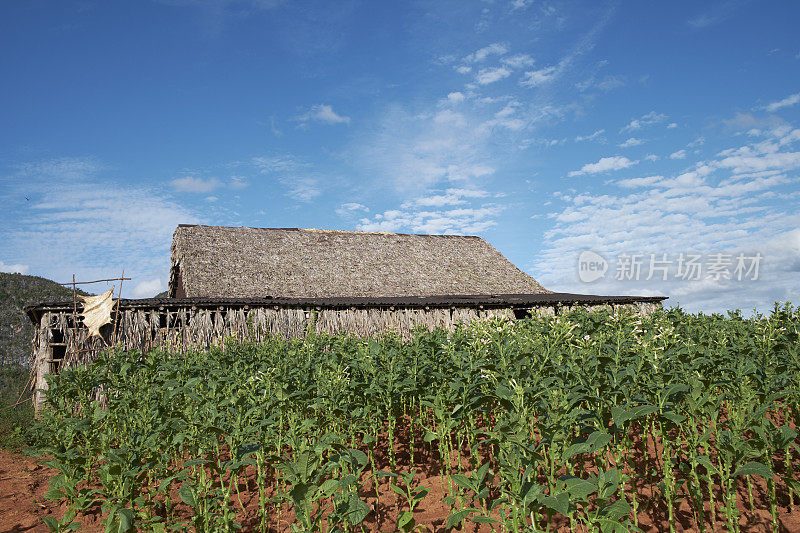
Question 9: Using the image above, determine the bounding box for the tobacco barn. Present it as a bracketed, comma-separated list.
[26, 225, 665, 411]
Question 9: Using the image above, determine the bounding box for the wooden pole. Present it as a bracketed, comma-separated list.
[57, 277, 131, 285]
[111, 270, 124, 346]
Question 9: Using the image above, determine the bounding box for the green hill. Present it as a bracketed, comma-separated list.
[0, 272, 89, 368]
[0, 272, 87, 446]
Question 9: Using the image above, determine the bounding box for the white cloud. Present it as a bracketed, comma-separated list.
[576, 75, 625, 92]
[335, 202, 369, 217]
[670, 149, 687, 160]
[616, 175, 664, 188]
[621, 111, 668, 132]
[252, 154, 322, 201]
[645, 154, 660, 161]
[687, 3, 742, 29]
[667, 122, 678, 129]
[351, 102, 503, 192]
[434, 109, 467, 126]
[2, 157, 201, 296]
[501, 54, 535, 68]
[295, 104, 350, 126]
[764, 93, 800, 113]
[446, 188, 490, 198]
[575, 129, 605, 142]
[447, 91, 465, 103]
[455, 65, 472, 74]
[716, 151, 800, 174]
[279, 176, 320, 202]
[0, 261, 29, 274]
[537, 126, 800, 313]
[568, 156, 637, 176]
[463, 43, 507, 63]
[251, 154, 306, 173]
[229, 176, 249, 189]
[475, 67, 511, 85]
[520, 66, 557, 87]
[619, 137, 644, 148]
[400, 188, 490, 208]
[132, 278, 165, 298]
[357, 203, 504, 235]
[270, 116, 282, 137]
[594, 75, 625, 91]
[688, 136, 706, 147]
[408, 195, 467, 207]
[722, 112, 785, 132]
[170, 176, 221, 193]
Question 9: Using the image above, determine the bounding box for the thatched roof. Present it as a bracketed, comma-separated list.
[169, 225, 550, 298]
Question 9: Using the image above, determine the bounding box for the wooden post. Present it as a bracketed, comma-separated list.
[33, 313, 51, 414]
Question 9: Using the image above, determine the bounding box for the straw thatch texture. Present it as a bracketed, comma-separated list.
[170, 226, 549, 298]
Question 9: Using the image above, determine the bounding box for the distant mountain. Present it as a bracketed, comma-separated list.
[0, 273, 89, 367]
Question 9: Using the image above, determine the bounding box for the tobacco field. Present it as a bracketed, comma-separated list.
[32, 304, 800, 532]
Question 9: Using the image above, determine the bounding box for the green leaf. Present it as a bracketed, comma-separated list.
[695, 455, 719, 476]
[346, 494, 370, 525]
[586, 431, 612, 453]
[45, 486, 65, 501]
[390, 484, 407, 499]
[611, 405, 657, 427]
[775, 425, 798, 449]
[783, 476, 800, 495]
[450, 474, 474, 491]
[471, 515, 498, 524]
[42, 516, 59, 532]
[446, 508, 479, 529]
[178, 481, 197, 509]
[117, 508, 135, 532]
[564, 442, 588, 460]
[541, 492, 570, 516]
[659, 410, 686, 425]
[599, 498, 631, 520]
[564, 477, 596, 501]
[629, 404, 658, 421]
[397, 510, 415, 532]
[413, 486, 430, 503]
[338, 474, 357, 490]
[595, 516, 637, 533]
[733, 461, 772, 479]
[565, 431, 612, 459]
[349, 449, 368, 465]
[319, 478, 340, 497]
[475, 461, 491, 483]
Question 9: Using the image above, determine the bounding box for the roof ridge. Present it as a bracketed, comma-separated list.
[176, 224, 482, 238]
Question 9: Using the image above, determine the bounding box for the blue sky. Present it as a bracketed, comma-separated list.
[1, 0, 798, 313]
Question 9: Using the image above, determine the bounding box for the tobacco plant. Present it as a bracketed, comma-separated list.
[31, 303, 800, 531]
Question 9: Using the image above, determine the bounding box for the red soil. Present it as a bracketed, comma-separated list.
[0, 422, 800, 533]
[1, 436, 799, 532]
[0, 449, 69, 533]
